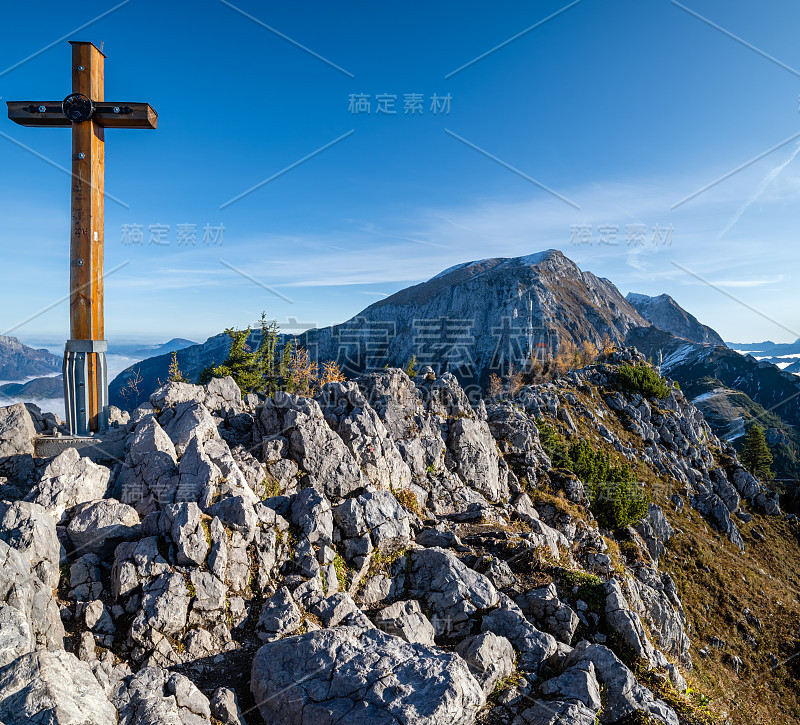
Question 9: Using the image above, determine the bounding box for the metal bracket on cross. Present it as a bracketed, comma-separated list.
[63, 339, 109, 437]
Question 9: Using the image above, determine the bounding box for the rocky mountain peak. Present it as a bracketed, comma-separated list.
[0, 335, 61, 380]
[626, 292, 724, 346]
[110, 249, 657, 405]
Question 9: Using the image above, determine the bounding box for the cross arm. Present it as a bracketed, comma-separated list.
[7, 101, 157, 129]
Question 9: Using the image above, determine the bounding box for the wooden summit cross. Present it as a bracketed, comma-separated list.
[7, 41, 156, 436]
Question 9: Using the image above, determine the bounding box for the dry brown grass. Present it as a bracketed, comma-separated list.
[662, 508, 800, 724]
[542, 375, 800, 722]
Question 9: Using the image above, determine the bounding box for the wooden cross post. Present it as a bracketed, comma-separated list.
[7, 41, 156, 436]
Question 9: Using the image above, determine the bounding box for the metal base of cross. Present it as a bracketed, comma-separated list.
[63, 339, 109, 436]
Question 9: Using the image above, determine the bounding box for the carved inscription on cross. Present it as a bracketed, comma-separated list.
[7, 41, 156, 435]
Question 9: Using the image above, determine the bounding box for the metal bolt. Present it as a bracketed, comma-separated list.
[78, 152, 85, 160]
[76, 259, 84, 266]
[113, 106, 120, 113]
[77, 65, 84, 71]
[38, 105, 46, 113]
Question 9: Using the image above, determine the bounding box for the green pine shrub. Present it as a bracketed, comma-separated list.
[617, 363, 671, 400]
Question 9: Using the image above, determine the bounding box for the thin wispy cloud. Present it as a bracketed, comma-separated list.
[689, 276, 784, 288]
[6, 161, 800, 340]
[718, 141, 800, 240]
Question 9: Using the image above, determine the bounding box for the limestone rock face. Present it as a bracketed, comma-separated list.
[0, 539, 64, 651]
[372, 599, 436, 645]
[354, 369, 448, 482]
[163, 400, 219, 458]
[25, 448, 110, 522]
[317, 381, 413, 492]
[129, 572, 190, 649]
[539, 661, 602, 712]
[513, 700, 598, 725]
[455, 631, 515, 696]
[0, 649, 117, 725]
[66, 498, 140, 558]
[604, 578, 657, 666]
[176, 436, 221, 509]
[481, 603, 558, 673]
[0, 403, 36, 463]
[0, 604, 33, 667]
[624, 569, 692, 668]
[111, 536, 170, 599]
[151, 502, 209, 567]
[204, 375, 242, 417]
[691, 492, 745, 550]
[408, 547, 499, 638]
[487, 402, 552, 481]
[0, 500, 61, 588]
[115, 418, 179, 514]
[151, 380, 207, 410]
[516, 583, 579, 645]
[261, 392, 366, 499]
[250, 626, 485, 725]
[565, 642, 678, 725]
[257, 587, 302, 639]
[333, 486, 411, 565]
[113, 665, 212, 724]
[447, 415, 506, 503]
[291, 487, 333, 546]
[210, 686, 245, 725]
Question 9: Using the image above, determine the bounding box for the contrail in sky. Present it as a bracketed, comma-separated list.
[718, 140, 800, 239]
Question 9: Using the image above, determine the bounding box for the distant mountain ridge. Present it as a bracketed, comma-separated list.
[629, 325, 800, 426]
[300, 250, 649, 379]
[0, 375, 62, 399]
[110, 249, 651, 405]
[106, 338, 197, 358]
[626, 292, 725, 346]
[0, 336, 61, 380]
[726, 338, 800, 373]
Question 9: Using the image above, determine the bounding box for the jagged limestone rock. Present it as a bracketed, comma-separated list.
[66, 498, 140, 558]
[455, 631, 515, 696]
[516, 583, 579, 645]
[251, 626, 485, 725]
[115, 418, 179, 514]
[565, 641, 678, 725]
[0, 500, 61, 588]
[25, 448, 110, 522]
[373, 599, 436, 645]
[261, 392, 366, 499]
[0, 649, 117, 724]
[408, 547, 499, 639]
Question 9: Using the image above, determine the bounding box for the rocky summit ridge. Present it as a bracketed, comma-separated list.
[0, 335, 61, 381]
[109, 249, 651, 405]
[625, 293, 725, 347]
[0, 346, 795, 724]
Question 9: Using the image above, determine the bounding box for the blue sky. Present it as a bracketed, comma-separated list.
[2, 0, 800, 346]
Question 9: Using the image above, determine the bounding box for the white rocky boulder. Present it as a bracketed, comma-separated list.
[25, 448, 110, 522]
[250, 626, 485, 725]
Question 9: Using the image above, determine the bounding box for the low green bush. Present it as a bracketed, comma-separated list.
[567, 439, 649, 530]
[535, 419, 569, 468]
[617, 363, 671, 400]
[535, 421, 650, 530]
